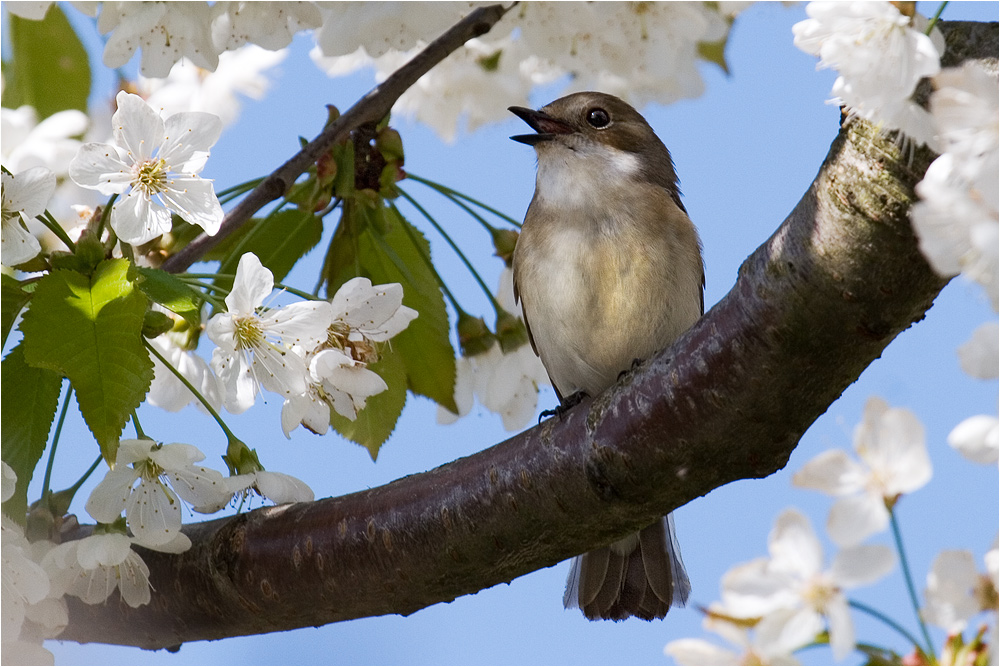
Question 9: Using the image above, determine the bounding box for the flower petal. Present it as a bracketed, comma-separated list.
[112, 91, 164, 163]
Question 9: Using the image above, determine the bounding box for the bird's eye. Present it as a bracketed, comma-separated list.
[586, 108, 611, 129]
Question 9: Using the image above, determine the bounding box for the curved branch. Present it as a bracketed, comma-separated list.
[160, 3, 512, 274]
[59, 20, 997, 651]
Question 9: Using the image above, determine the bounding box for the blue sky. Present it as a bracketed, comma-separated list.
[5, 2, 997, 665]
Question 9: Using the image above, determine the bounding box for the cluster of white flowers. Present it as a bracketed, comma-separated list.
[793, 1, 944, 146]
[437, 268, 550, 431]
[668, 507, 896, 664]
[909, 58, 999, 478]
[667, 396, 999, 665]
[313, 2, 740, 141]
[1, 433, 318, 660]
[205, 252, 417, 436]
[3, 1, 753, 143]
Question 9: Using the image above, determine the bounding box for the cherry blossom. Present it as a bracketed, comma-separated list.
[793, 396, 931, 547]
[69, 91, 224, 245]
[1, 166, 53, 265]
[207, 252, 333, 414]
[84, 439, 232, 547]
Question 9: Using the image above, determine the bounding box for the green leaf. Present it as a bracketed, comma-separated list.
[1, 274, 32, 347]
[328, 349, 408, 460]
[215, 209, 324, 296]
[134, 266, 204, 326]
[19, 259, 154, 464]
[1, 344, 62, 525]
[8, 5, 90, 119]
[324, 201, 457, 412]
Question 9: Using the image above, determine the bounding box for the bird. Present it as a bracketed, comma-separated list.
[508, 91, 703, 621]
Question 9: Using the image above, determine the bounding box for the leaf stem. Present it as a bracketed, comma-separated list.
[41, 382, 72, 504]
[396, 190, 501, 314]
[144, 339, 239, 443]
[131, 410, 146, 439]
[891, 507, 937, 661]
[60, 455, 104, 503]
[217, 177, 266, 204]
[407, 173, 522, 228]
[925, 2, 948, 34]
[36, 211, 76, 251]
[848, 599, 927, 656]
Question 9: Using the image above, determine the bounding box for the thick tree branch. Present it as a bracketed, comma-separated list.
[160, 3, 512, 274]
[59, 20, 997, 651]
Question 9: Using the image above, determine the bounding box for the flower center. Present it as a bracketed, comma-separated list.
[803, 574, 838, 612]
[233, 315, 265, 351]
[132, 157, 169, 197]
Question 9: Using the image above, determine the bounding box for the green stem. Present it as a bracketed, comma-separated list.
[216, 177, 265, 204]
[890, 507, 937, 661]
[407, 173, 522, 228]
[61, 455, 104, 501]
[131, 410, 146, 439]
[396, 190, 501, 314]
[925, 1, 948, 34]
[41, 382, 72, 504]
[96, 193, 116, 238]
[120, 242, 136, 264]
[848, 599, 927, 656]
[36, 211, 76, 251]
[273, 282, 323, 302]
[144, 339, 239, 443]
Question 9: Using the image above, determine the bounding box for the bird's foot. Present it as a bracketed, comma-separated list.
[538, 391, 589, 423]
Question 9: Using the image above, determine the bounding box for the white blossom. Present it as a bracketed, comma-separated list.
[84, 439, 232, 547]
[1, 166, 55, 265]
[42, 533, 151, 607]
[948, 415, 999, 466]
[147, 333, 223, 414]
[923, 548, 999, 634]
[97, 1, 219, 78]
[69, 91, 224, 245]
[314, 2, 473, 59]
[1, 460, 16, 502]
[911, 63, 999, 310]
[931, 63, 999, 207]
[139, 45, 288, 129]
[329, 277, 417, 343]
[793, 2, 942, 145]
[211, 1, 321, 52]
[2, 517, 51, 645]
[0, 106, 88, 175]
[958, 322, 999, 380]
[281, 276, 416, 434]
[722, 509, 895, 660]
[227, 470, 314, 505]
[437, 269, 549, 430]
[665, 603, 800, 665]
[207, 252, 333, 414]
[305, 347, 388, 422]
[314, 3, 734, 141]
[911, 154, 999, 311]
[793, 396, 931, 547]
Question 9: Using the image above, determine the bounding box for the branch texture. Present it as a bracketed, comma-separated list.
[60, 20, 997, 651]
[160, 3, 512, 274]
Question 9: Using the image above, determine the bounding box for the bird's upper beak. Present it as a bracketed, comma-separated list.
[508, 106, 573, 146]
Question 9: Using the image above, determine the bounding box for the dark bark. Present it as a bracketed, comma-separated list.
[58, 19, 998, 651]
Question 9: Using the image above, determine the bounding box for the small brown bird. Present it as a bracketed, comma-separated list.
[509, 91, 703, 621]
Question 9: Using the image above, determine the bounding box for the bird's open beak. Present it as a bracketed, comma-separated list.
[508, 106, 573, 145]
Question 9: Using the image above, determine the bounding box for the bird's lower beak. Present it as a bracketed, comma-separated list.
[508, 106, 573, 145]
